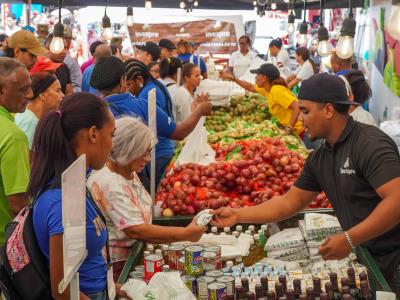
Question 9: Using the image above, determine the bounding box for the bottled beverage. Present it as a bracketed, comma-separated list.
[211, 226, 218, 235]
[299, 295, 307, 300]
[256, 284, 265, 300]
[358, 280, 373, 300]
[267, 291, 276, 300]
[247, 291, 256, 300]
[261, 275, 269, 296]
[347, 268, 360, 299]
[226, 295, 234, 300]
[325, 282, 334, 300]
[248, 225, 255, 234]
[313, 278, 322, 300]
[306, 287, 315, 300]
[261, 224, 268, 238]
[155, 249, 162, 256]
[224, 227, 231, 234]
[146, 244, 154, 253]
[275, 283, 284, 298]
[236, 256, 243, 265]
[243, 239, 255, 266]
[236, 225, 243, 233]
[233, 231, 240, 238]
[329, 272, 341, 300]
[161, 245, 169, 263]
[221, 232, 227, 236]
[359, 272, 368, 283]
[226, 260, 234, 268]
[287, 289, 295, 300]
[237, 286, 247, 300]
[245, 230, 252, 235]
[342, 286, 351, 299]
[293, 279, 302, 300]
[343, 295, 352, 300]
[143, 250, 150, 257]
[242, 278, 250, 292]
[279, 275, 288, 294]
[253, 234, 266, 261]
[341, 278, 349, 290]
[320, 293, 328, 300]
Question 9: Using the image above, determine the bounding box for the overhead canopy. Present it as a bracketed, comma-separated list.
[16, 0, 364, 10]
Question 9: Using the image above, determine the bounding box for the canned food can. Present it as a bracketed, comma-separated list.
[208, 282, 227, 300]
[205, 270, 224, 278]
[216, 276, 235, 296]
[196, 276, 215, 300]
[204, 245, 222, 269]
[129, 271, 144, 281]
[181, 275, 197, 295]
[144, 254, 164, 283]
[168, 245, 185, 270]
[203, 251, 217, 271]
[196, 209, 214, 226]
[185, 245, 204, 276]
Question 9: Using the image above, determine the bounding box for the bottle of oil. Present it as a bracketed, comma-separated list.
[243, 238, 255, 267]
[253, 234, 266, 262]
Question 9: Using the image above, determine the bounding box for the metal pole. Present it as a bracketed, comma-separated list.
[27, 0, 32, 26]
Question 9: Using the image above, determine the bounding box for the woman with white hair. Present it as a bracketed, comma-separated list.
[87, 116, 206, 280]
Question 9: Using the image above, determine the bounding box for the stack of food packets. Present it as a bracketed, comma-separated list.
[264, 227, 309, 262]
[300, 213, 343, 262]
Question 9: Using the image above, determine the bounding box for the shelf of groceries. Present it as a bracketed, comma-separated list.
[118, 211, 392, 300]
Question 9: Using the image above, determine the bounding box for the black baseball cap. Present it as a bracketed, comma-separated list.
[159, 38, 176, 50]
[136, 41, 161, 61]
[250, 63, 280, 81]
[298, 73, 359, 105]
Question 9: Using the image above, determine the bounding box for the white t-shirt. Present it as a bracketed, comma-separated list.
[294, 59, 315, 80]
[159, 78, 178, 100]
[350, 106, 377, 126]
[87, 167, 153, 263]
[229, 50, 257, 78]
[276, 48, 291, 69]
[173, 86, 194, 123]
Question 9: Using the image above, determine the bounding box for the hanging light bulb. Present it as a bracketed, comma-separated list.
[336, 16, 356, 59]
[254, 6, 258, 11]
[298, 21, 308, 46]
[50, 1, 64, 54]
[287, 12, 295, 34]
[271, 2, 277, 10]
[50, 22, 65, 54]
[317, 25, 332, 56]
[101, 13, 113, 41]
[145, 0, 152, 9]
[194, 0, 199, 6]
[387, 0, 400, 40]
[253, 0, 257, 5]
[180, 1, 185, 8]
[126, 6, 134, 27]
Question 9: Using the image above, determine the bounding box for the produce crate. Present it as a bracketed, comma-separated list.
[117, 241, 145, 285]
[355, 247, 393, 293]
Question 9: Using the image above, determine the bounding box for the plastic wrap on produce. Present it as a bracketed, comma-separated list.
[196, 79, 245, 107]
[380, 120, 400, 152]
[304, 213, 342, 238]
[175, 117, 215, 166]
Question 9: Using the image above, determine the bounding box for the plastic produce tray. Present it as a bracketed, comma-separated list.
[355, 247, 393, 293]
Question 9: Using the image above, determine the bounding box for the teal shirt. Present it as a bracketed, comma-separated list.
[15, 109, 39, 149]
[0, 106, 30, 245]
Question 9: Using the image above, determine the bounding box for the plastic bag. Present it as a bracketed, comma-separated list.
[175, 117, 215, 166]
[380, 120, 400, 151]
[122, 271, 196, 300]
[196, 79, 232, 107]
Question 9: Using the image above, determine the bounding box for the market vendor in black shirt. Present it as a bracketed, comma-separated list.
[211, 73, 400, 296]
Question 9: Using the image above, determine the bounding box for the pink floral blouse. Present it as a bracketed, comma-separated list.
[87, 166, 153, 263]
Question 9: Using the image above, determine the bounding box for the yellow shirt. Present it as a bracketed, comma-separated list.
[255, 84, 304, 134]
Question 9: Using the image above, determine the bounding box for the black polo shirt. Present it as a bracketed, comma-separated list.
[295, 117, 400, 278]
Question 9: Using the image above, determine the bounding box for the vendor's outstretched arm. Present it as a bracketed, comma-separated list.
[211, 186, 318, 227]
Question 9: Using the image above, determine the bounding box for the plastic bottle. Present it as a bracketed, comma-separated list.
[146, 244, 154, 253]
[248, 225, 255, 234]
[313, 277, 322, 300]
[242, 239, 255, 267]
[293, 279, 302, 299]
[236, 225, 243, 233]
[256, 283, 265, 300]
[253, 234, 266, 261]
[347, 268, 360, 299]
[245, 230, 252, 236]
[161, 244, 169, 263]
[155, 249, 162, 256]
[224, 227, 231, 235]
[233, 230, 240, 238]
[211, 226, 219, 235]
[358, 280, 373, 300]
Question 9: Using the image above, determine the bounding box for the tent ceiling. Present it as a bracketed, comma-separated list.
[25, 0, 364, 10]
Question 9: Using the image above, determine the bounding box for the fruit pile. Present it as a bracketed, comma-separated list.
[157, 138, 331, 217]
